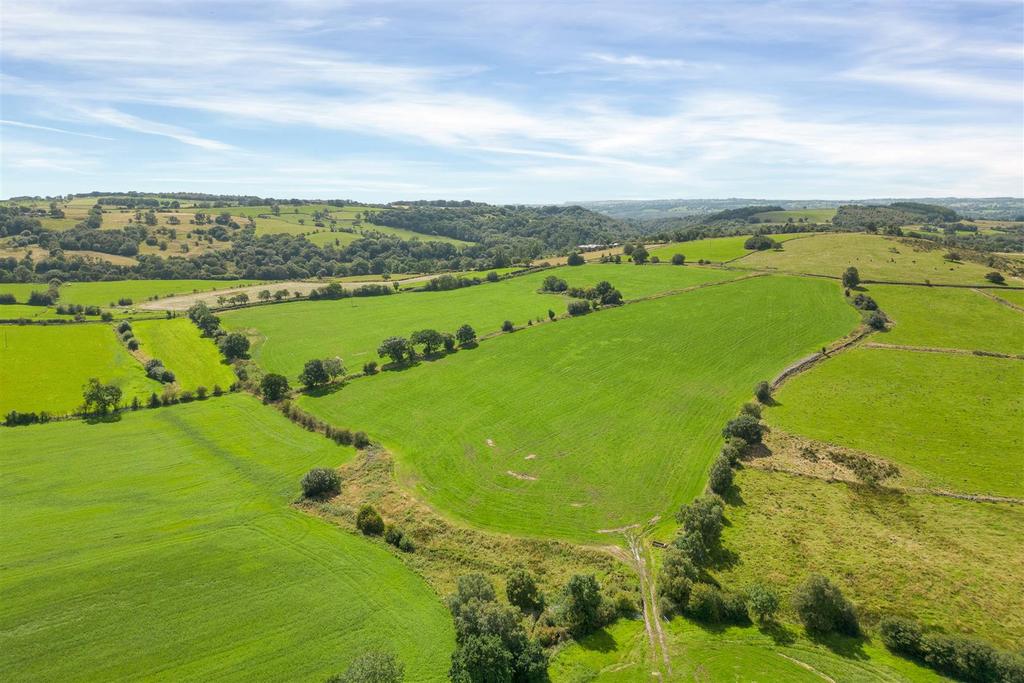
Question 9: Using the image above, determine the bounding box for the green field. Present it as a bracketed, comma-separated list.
[737, 232, 1008, 285]
[550, 616, 940, 682]
[298, 276, 858, 542]
[755, 208, 838, 223]
[718, 468, 1024, 648]
[769, 348, 1024, 497]
[222, 264, 741, 379]
[0, 395, 454, 681]
[0, 279, 260, 307]
[646, 232, 815, 264]
[992, 288, 1024, 307]
[868, 284, 1024, 354]
[0, 324, 160, 415]
[132, 318, 237, 391]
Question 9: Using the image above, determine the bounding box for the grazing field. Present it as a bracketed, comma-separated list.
[0, 279, 260, 307]
[717, 468, 1024, 648]
[298, 276, 858, 542]
[0, 324, 160, 415]
[646, 232, 815, 263]
[867, 284, 1024, 354]
[754, 208, 838, 223]
[769, 348, 1024, 497]
[550, 616, 940, 682]
[131, 318, 236, 391]
[223, 264, 742, 379]
[992, 288, 1024, 307]
[737, 232, 1005, 284]
[0, 395, 453, 681]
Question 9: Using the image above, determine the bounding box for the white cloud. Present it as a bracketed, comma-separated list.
[0, 119, 114, 140]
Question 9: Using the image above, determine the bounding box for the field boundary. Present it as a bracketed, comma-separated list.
[974, 287, 1024, 313]
[862, 342, 1024, 360]
[770, 326, 873, 391]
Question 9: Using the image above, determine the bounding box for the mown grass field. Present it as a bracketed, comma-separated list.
[298, 276, 858, 542]
[717, 468, 1024, 648]
[0, 395, 454, 681]
[0, 279, 260, 307]
[0, 324, 160, 415]
[550, 616, 940, 682]
[223, 264, 741, 379]
[868, 284, 1024, 354]
[769, 348, 1024, 497]
[737, 232, 1006, 285]
[646, 232, 815, 263]
[131, 318, 237, 391]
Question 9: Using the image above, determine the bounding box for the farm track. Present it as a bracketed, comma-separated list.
[975, 287, 1024, 313]
[862, 341, 1024, 360]
[621, 530, 671, 678]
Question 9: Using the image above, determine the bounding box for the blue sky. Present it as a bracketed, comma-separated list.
[1, 0, 1021, 202]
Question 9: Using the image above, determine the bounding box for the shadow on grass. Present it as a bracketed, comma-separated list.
[759, 621, 797, 645]
[83, 412, 123, 425]
[721, 482, 745, 507]
[303, 382, 348, 399]
[575, 626, 619, 653]
[807, 630, 870, 660]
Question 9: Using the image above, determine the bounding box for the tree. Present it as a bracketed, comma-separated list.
[547, 309, 556, 321]
[411, 329, 445, 355]
[841, 267, 860, 288]
[865, 310, 887, 330]
[747, 583, 780, 624]
[567, 300, 590, 316]
[541, 275, 568, 292]
[300, 467, 341, 498]
[257, 289, 271, 301]
[631, 245, 649, 265]
[326, 651, 404, 683]
[674, 495, 724, 566]
[744, 235, 777, 250]
[81, 378, 122, 415]
[658, 546, 697, 615]
[456, 324, 477, 346]
[187, 301, 220, 336]
[562, 574, 602, 636]
[501, 320, 514, 333]
[299, 359, 329, 387]
[722, 414, 765, 444]
[260, 373, 290, 401]
[708, 454, 733, 494]
[792, 574, 859, 636]
[984, 271, 1005, 284]
[449, 634, 512, 683]
[506, 566, 544, 614]
[356, 504, 384, 535]
[377, 336, 410, 364]
[323, 356, 345, 380]
[754, 381, 772, 404]
[566, 252, 585, 266]
[219, 333, 250, 360]
[671, 253, 685, 265]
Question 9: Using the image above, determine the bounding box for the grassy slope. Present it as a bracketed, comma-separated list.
[868, 284, 1024, 354]
[550, 618, 941, 682]
[131, 318, 237, 391]
[222, 264, 740, 379]
[299, 276, 858, 542]
[718, 468, 1024, 648]
[0, 280, 260, 306]
[0, 396, 453, 681]
[646, 232, 814, 264]
[737, 232, 1004, 285]
[0, 324, 161, 415]
[769, 348, 1024, 497]
[993, 288, 1024, 306]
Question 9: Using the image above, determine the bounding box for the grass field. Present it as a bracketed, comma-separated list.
[754, 208, 838, 223]
[0, 324, 160, 415]
[717, 468, 1024, 648]
[550, 617, 941, 682]
[297, 276, 859, 542]
[737, 232, 1007, 285]
[769, 348, 1024, 497]
[867, 284, 1024, 354]
[131, 318, 237, 391]
[0, 395, 454, 681]
[646, 232, 815, 263]
[992, 288, 1024, 307]
[222, 264, 742, 379]
[0, 279, 261, 307]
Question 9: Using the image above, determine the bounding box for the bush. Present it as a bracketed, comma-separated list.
[852, 293, 877, 310]
[707, 454, 733, 494]
[865, 310, 887, 330]
[362, 361, 378, 375]
[300, 467, 340, 498]
[673, 495, 725, 566]
[356, 504, 384, 535]
[506, 565, 544, 614]
[658, 546, 696, 615]
[744, 235, 777, 251]
[260, 373, 290, 401]
[720, 437, 747, 466]
[688, 583, 724, 622]
[455, 324, 477, 346]
[353, 431, 371, 449]
[671, 253, 685, 265]
[567, 300, 590, 316]
[722, 414, 765, 444]
[127, 338, 139, 351]
[740, 401, 761, 418]
[398, 535, 415, 553]
[754, 380, 772, 404]
[879, 616, 924, 653]
[842, 266, 860, 288]
[326, 650, 404, 683]
[561, 574, 603, 636]
[747, 583, 780, 624]
[219, 332, 250, 360]
[541, 275, 568, 292]
[501, 320, 515, 332]
[792, 574, 859, 636]
[984, 271, 1005, 284]
[384, 524, 405, 548]
[566, 252, 585, 266]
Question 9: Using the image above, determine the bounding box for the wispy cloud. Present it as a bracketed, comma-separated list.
[0, 119, 114, 140]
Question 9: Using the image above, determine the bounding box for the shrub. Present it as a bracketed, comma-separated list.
[984, 271, 1005, 284]
[673, 495, 725, 566]
[260, 373, 290, 401]
[566, 252, 585, 266]
[541, 275, 568, 292]
[398, 535, 415, 553]
[720, 437, 747, 466]
[362, 361, 378, 375]
[707, 454, 733, 494]
[455, 324, 477, 346]
[671, 253, 685, 265]
[561, 574, 603, 636]
[547, 309, 556, 320]
[506, 566, 544, 614]
[127, 338, 139, 351]
[356, 504, 384, 535]
[744, 235, 777, 251]
[116, 321, 132, 334]
[688, 583, 724, 622]
[879, 616, 924, 653]
[326, 650, 404, 683]
[0, 293, 16, 305]
[754, 380, 772, 404]
[486, 270, 499, 282]
[740, 401, 761, 418]
[195, 386, 208, 399]
[658, 546, 697, 615]
[219, 332, 250, 360]
[631, 245, 649, 264]
[792, 574, 859, 636]
[747, 583, 780, 624]
[722, 414, 765, 444]
[852, 293, 877, 310]
[567, 300, 590, 316]
[841, 266, 860, 288]
[501, 320, 515, 333]
[301, 467, 340, 498]
[442, 333, 456, 353]
[865, 310, 887, 330]
[353, 431, 371, 449]
[384, 525, 403, 547]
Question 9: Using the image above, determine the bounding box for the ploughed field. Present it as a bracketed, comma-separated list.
[0, 395, 454, 681]
[297, 275, 859, 542]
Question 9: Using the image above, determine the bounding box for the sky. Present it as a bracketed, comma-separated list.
[1, 0, 1022, 203]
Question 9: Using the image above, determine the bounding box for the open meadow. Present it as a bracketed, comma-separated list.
[646, 232, 815, 263]
[0, 279, 261, 307]
[298, 275, 859, 542]
[131, 318, 237, 391]
[0, 324, 160, 415]
[0, 395, 454, 681]
[222, 264, 742, 379]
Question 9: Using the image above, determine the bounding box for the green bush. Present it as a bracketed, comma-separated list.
[300, 467, 340, 498]
[326, 650, 404, 683]
[707, 454, 733, 495]
[722, 414, 765, 444]
[506, 566, 544, 614]
[720, 437, 747, 466]
[356, 504, 384, 535]
[671, 253, 685, 265]
[754, 380, 772, 404]
[658, 547, 697, 615]
[747, 583, 780, 624]
[353, 431, 371, 449]
[567, 300, 590, 316]
[792, 574, 859, 636]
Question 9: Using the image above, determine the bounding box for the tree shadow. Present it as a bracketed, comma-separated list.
[304, 382, 347, 399]
[742, 443, 772, 462]
[575, 627, 619, 653]
[721, 482, 745, 507]
[759, 620, 797, 645]
[83, 412, 122, 425]
[381, 359, 421, 373]
[807, 631, 869, 660]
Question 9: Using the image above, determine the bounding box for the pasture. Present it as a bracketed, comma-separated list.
[718, 468, 1024, 648]
[736, 232, 1005, 284]
[222, 264, 742, 379]
[298, 275, 858, 542]
[992, 288, 1024, 307]
[768, 348, 1024, 497]
[0, 279, 260, 307]
[754, 208, 837, 223]
[0, 324, 160, 415]
[131, 318, 237, 391]
[868, 284, 1024, 354]
[0, 395, 453, 681]
[645, 232, 815, 264]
